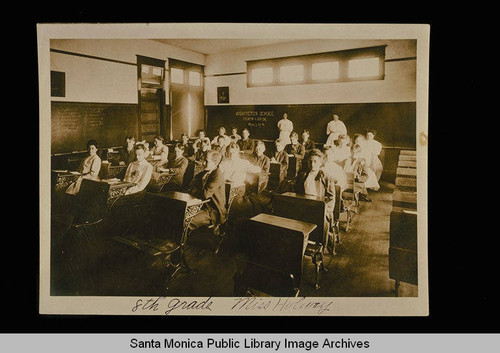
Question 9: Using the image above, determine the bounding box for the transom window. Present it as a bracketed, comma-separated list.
[279, 64, 304, 83]
[250, 67, 273, 84]
[312, 61, 340, 81]
[348, 57, 380, 78]
[247, 45, 386, 87]
[170, 67, 184, 84]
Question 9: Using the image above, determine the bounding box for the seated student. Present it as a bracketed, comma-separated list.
[187, 150, 227, 232]
[285, 132, 305, 159]
[211, 126, 232, 146]
[250, 140, 271, 174]
[352, 133, 372, 164]
[342, 144, 374, 201]
[157, 143, 189, 191]
[350, 135, 379, 192]
[295, 149, 336, 198]
[119, 136, 136, 166]
[329, 134, 351, 165]
[123, 144, 153, 195]
[180, 133, 194, 158]
[193, 129, 211, 152]
[352, 133, 366, 147]
[66, 139, 102, 195]
[221, 143, 261, 186]
[249, 140, 271, 192]
[190, 140, 211, 176]
[271, 138, 289, 167]
[139, 140, 151, 160]
[301, 129, 316, 152]
[237, 128, 255, 155]
[213, 134, 229, 155]
[300, 129, 316, 172]
[229, 126, 242, 143]
[295, 149, 336, 247]
[364, 129, 383, 181]
[105, 144, 153, 236]
[149, 136, 169, 167]
[322, 147, 347, 191]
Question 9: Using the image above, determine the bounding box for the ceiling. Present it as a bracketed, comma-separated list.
[152, 39, 299, 55]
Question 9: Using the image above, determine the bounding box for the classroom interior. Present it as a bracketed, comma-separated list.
[48, 37, 419, 298]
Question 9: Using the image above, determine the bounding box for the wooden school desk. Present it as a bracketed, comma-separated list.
[245, 172, 270, 194]
[225, 181, 246, 211]
[99, 162, 127, 179]
[148, 171, 176, 193]
[233, 213, 317, 296]
[113, 191, 209, 291]
[287, 155, 303, 178]
[271, 192, 335, 253]
[268, 162, 287, 191]
[100, 179, 136, 206]
[51, 170, 82, 192]
[149, 191, 209, 270]
[389, 189, 418, 296]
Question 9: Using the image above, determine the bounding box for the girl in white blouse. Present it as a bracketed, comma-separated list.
[221, 143, 261, 186]
[66, 140, 102, 195]
[364, 129, 383, 181]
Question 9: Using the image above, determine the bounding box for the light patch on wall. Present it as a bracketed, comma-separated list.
[279, 64, 304, 82]
[312, 61, 339, 81]
[171, 67, 184, 84]
[251, 67, 273, 84]
[348, 57, 380, 78]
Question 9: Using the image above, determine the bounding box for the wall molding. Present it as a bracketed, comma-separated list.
[50, 48, 137, 66]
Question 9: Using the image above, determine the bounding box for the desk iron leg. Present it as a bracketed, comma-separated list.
[312, 249, 327, 290]
[164, 265, 184, 292]
[179, 226, 193, 273]
[180, 203, 206, 273]
[214, 225, 225, 255]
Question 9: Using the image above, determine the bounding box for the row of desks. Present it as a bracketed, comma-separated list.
[390, 152, 418, 296]
[51, 156, 331, 296]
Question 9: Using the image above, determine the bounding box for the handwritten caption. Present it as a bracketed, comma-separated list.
[131, 296, 334, 316]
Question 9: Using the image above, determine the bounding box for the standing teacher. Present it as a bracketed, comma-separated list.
[277, 112, 293, 145]
[325, 113, 347, 146]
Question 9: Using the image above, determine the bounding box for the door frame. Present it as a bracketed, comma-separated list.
[136, 55, 167, 141]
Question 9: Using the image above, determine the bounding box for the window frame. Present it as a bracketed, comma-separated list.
[246, 45, 386, 87]
[170, 67, 185, 85]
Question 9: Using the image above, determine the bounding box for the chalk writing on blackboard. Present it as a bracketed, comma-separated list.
[235, 110, 274, 128]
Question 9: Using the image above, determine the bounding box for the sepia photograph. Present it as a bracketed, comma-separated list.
[38, 23, 429, 316]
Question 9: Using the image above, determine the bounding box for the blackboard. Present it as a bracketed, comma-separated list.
[51, 102, 138, 154]
[205, 102, 416, 148]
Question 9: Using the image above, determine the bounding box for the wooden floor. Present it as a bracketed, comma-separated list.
[50, 181, 418, 298]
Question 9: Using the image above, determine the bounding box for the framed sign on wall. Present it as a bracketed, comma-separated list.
[217, 86, 229, 104]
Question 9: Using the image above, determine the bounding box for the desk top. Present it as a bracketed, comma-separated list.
[154, 190, 206, 206]
[251, 213, 317, 235]
[52, 170, 82, 176]
[98, 179, 136, 189]
[278, 192, 332, 203]
[393, 190, 417, 204]
[391, 206, 418, 215]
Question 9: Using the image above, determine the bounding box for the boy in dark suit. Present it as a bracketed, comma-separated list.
[237, 128, 255, 155]
[157, 143, 189, 191]
[272, 138, 289, 167]
[295, 149, 336, 252]
[286, 132, 305, 159]
[188, 150, 226, 231]
[250, 140, 271, 193]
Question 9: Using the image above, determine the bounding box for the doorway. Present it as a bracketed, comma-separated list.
[168, 59, 204, 141]
[137, 55, 166, 142]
